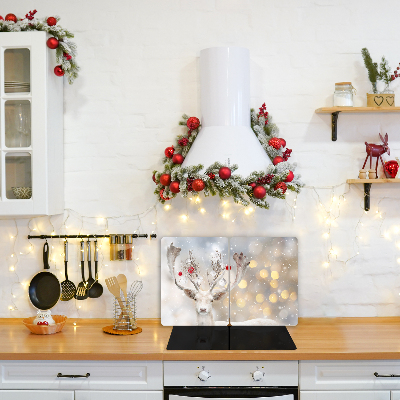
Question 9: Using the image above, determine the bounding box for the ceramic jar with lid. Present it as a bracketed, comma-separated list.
[333, 82, 354, 107]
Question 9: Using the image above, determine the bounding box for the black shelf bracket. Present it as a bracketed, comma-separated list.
[364, 183, 372, 211]
[331, 111, 341, 141]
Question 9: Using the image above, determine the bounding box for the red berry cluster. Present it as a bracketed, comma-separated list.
[256, 174, 274, 185]
[63, 52, 72, 61]
[187, 177, 194, 191]
[178, 137, 189, 146]
[258, 103, 269, 125]
[282, 148, 292, 161]
[207, 172, 215, 180]
[391, 64, 400, 81]
[24, 9, 37, 20]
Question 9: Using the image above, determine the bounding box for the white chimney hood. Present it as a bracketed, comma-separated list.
[182, 47, 272, 176]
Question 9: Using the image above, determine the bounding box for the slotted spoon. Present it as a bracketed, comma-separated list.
[60, 240, 76, 301]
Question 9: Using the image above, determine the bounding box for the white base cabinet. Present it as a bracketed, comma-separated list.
[0, 391, 74, 400]
[75, 391, 164, 400]
[300, 391, 390, 400]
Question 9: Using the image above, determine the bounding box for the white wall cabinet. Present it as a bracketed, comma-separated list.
[0, 31, 63, 216]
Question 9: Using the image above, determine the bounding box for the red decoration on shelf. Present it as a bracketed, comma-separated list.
[273, 156, 284, 165]
[384, 160, 399, 178]
[362, 133, 390, 175]
[5, 14, 17, 23]
[279, 138, 286, 148]
[172, 154, 184, 164]
[207, 173, 215, 180]
[186, 117, 200, 131]
[192, 179, 205, 192]
[169, 181, 181, 193]
[54, 65, 65, 77]
[268, 137, 282, 149]
[253, 186, 266, 199]
[274, 182, 287, 194]
[152, 173, 158, 184]
[164, 146, 174, 158]
[63, 52, 72, 61]
[285, 171, 294, 182]
[282, 148, 292, 161]
[219, 167, 231, 180]
[159, 174, 171, 186]
[47, 16, 57, 26]
[248, 182, 256, 189]
[178, 272, 182, 276]
[178, 137, 189, 146]
[46, 37, 59, 49]
[258, 103, 269, 125]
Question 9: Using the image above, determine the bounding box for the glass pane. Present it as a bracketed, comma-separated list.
[5, 153, 32, 199]
[4, 48, 30, 93]
[5, 100, 31, 147]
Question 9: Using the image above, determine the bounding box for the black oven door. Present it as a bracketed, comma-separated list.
[164, 387, 298, 400]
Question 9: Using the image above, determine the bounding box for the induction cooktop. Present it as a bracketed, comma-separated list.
[166, 325, 296, 350]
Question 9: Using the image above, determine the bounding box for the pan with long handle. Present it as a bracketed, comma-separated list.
[29, 242, 61, 310]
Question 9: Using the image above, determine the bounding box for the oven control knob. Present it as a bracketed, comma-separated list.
[198, 370, 211, 381]
[252, 370, 264, 382]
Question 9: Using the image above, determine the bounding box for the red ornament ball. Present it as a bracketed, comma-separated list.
[172, 153, 184, 164]
[164, 146, 174, 158]
[152, 173, 158, 184]
[253, 186, 266, 199]
[274, 182, 287, 194]
[46, 37, 59, 49]
[47, 16, 57, 26]
[0, 16, 4, 21]
[192, 178, 205, 192]
[384, 160, 399, 178]
[159, 174, 171, 186]
[219, 167, 231, 180]
[285, 171, 294, 182]
[5, 14, 17, 23]
[54, 65, 65, 77]
[279, 138, 286, 148]
[268, 137, 282, 149]
[273, 156, 284, 165]
[160, 188, 171, 201]
[248, 182, 256, 189]
[169, 181, 180, 193]
[186, 117, 200, 131]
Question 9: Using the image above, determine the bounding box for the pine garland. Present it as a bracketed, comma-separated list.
[153, 104, 304, 209]
[0, 11, 79, 84]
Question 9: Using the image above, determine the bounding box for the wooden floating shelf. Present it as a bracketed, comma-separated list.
[315, 107, 400, 141]
[347, 178, 400, 211]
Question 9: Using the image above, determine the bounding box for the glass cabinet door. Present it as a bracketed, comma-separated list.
[5, 100, 31, 147]
[5, 152, 32, 199]
[4, 48, 30, 93]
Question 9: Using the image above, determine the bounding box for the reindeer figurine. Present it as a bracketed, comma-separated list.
[166, 243, 249, 326]
[362, 133, 390, 177]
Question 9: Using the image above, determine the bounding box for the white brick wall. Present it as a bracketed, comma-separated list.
[1, 0, 400, 319]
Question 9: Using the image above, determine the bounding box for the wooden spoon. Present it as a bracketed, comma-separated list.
[117, 274, 128, 301]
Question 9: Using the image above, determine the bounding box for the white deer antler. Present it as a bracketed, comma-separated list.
[167, 243, 181, 278]
[207, 250, 224, 291]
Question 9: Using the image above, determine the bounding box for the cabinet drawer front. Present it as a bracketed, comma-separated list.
[300, 361, 400, 391]
[300, 391, 390, 400]
[75, 390, 163, 400]
[0, 361, 162, 390]
[0, 391, 74, 400]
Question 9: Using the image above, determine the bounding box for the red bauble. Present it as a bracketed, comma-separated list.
[186, 117, 200, 131]
[152, 173, 158, 184]
[172, 154, 184, 164]
[253, 186, 266, 199]
[268, 137, 282, 149]
[0, 16, 4, 21]
[164, 146, 174, 158]
[285, 171, 294, 182]
[5, 14, 17, 23]
[274, 182, 287, 194]
[160, 188, 171, 201]
[46, 37, 59, 49]
[248, 182, 256, 188]
[47, 16, 57, 26]
[384, 160, 399, 178]
[219, 167, 231, 180]
[192, 179, 205, 192]
[273, 156, 284, 165]
[280, 138, 286, 148]
[54, 65, 65, 77]
[159, 174, 171, 186]
[169, 181, 181, 193]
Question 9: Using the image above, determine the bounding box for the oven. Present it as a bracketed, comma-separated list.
[164, 361, 298, 400]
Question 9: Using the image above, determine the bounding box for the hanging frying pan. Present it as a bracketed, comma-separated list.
[28, 242, 61, 310]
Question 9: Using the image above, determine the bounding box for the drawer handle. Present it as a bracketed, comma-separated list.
[57, 373, 90, 379]
[374, 372, 400, 378]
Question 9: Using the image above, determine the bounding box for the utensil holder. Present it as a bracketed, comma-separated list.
[113, 297, 137, 331]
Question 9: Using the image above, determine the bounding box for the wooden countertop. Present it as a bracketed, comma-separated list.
[2, 317, 400, 361]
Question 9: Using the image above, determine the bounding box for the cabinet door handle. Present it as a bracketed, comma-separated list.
[374, 372, 400, 378]
[57, 373, 90, 378]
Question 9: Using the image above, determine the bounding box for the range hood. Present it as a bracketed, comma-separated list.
[182, 47, 272, 176]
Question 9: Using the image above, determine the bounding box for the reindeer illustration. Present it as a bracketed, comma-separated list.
[362, 133, 390, 176]
[166, 243, 249, 326]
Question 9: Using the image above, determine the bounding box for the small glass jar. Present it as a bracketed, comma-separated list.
[333, 82, 354, 107]
[125, 234, 133, 260]
[109, 234, 117, 261]
[117, 234, 125, 261]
